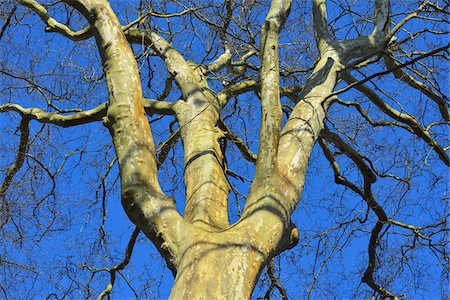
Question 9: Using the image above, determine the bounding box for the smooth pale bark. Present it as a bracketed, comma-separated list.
[127, 27, 231, 229]
[66, 0, 185, 271]
[169, 216, 298, 299]
[242, 0, 293, 237]
[169, 225, 265, 299]
[175, 66, 230, 230]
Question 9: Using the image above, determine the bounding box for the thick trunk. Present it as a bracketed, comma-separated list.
[171, 247, 264, 299]
[169, 228, 267, 300]
[169, 200, 298, 299]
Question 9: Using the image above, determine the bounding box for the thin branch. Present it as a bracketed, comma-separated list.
[319, 128, 399, 299]
[340, 71, 449, 166]
[362, 221, 397, 299]
[0, 3, 16, 41]
[156, 130, 180, 167]
[264, 259, 288, 300]
[333, 98, 413, 132]
[17, 0, 92, 41]
[0, 118, 30, 229]
[332, 43, 450, 98]
[383, 51, 449, 122]
[217, 118, 257, 164]
[97, 227, 140, 300]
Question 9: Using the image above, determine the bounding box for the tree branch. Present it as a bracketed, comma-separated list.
[217, 118, 257, 164]
[264, 259, 288, 300]
[312, 0, 331, 51]
[341, 71, 449, 166]
[334, 43, 450, 96]
[96, 226, 140, 300]
[0, 99, 175, 127]
[255, 0, 292, 179]
[318, 133, 397, 299]
[0, 118, 30, 229]
[383, 51, 449, 122]
[17, 0, 92, 41]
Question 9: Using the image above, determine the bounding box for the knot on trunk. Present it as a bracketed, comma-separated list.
[286, 224, 299, 250]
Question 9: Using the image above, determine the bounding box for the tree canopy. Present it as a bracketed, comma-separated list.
[0, 0, 448, 299]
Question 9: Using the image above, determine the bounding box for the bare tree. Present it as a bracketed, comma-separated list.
[1, 0, 448, 298]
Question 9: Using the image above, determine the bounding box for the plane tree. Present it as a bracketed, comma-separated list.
[0, 0, 448, 298]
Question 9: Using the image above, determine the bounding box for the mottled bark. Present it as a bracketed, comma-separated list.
[175, 67, 230, 230]
[127, 26, 231, 230]
[169, 226, 265, 299]
[66, 0, 185, 272]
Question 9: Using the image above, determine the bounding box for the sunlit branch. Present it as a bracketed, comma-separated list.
[341, 71, 449, 166]
[17, 0, 92, 41]
[124, 28, 193, 88]
[383, 52, 449, 122]
[0, 99, 176, 128]
[0, 103, 107, 127]
[18, 0, 202, 42]
[217, 80, 257, 106]
[333, 43, 449, 97]
[216, 78, 304, 107]
[201, 0, 235, 73]
[256, 0, 292, 178]
[389, 1, 429, 38]
[229, 50, 258, 76]
[204, 52, 232, 75]
[123, 6, 204, 32]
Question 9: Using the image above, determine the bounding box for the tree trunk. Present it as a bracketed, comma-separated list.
[169, 228, 267, 299]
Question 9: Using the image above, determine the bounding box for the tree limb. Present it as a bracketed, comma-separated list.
[341, 71, 449, 166]
[383, 51, 449, 122]
[217, 118, 257, 164]
[0, 118, 30, 229]
[0, 99, 176, 127]
[96, 226, 140, 300]
[255, 0, 292, 179]
[17, 0, 92, 41]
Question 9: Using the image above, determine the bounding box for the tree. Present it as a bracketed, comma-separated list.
[0, 0, 448, 298]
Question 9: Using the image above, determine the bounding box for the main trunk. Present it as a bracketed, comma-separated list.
[168, 203, 297, 299]
[168, 228, 268, 299]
